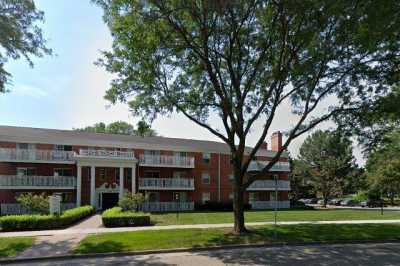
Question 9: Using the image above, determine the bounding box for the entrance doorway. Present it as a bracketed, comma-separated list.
[101, 193, 119, 210]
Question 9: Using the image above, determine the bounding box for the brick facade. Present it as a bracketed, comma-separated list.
[0, 128, 290, 211]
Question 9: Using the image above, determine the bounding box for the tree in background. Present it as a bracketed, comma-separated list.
[366, 131, 400, 205]
[289, 158, 315, 200]
[94, 0, 400, 233]
[298, 130, 356, 206]
[75, 120, 157, 136]
[134, 120, 157, 137]
[0, 0, 51, 92]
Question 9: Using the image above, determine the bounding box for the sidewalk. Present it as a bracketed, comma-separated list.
[3, 219, 400, 238]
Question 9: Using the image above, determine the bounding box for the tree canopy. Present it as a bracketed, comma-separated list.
[94, 0, 400, 233]
[366, 130, 400, 204]
[74, 120, 157, 136]
[336, 86, 400, 153]
[0, 0, 51, 92]
[298, 130, 356, 206]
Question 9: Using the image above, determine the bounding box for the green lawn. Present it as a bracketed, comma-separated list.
[150, 209, 400, 225]
[75, 223, 400, 254]
[0, 237, 34, 257]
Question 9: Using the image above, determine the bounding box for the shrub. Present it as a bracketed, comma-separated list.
[0, 205, 94, 232]
[118, 193, 146, 212]
[102, 207, 150, 227]
[195, 201, 251, 211]
[16, 193, 49, 215]
[352, 191, 369, 202]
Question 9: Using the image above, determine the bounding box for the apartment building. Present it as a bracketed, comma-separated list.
[0, 125, 290, 214]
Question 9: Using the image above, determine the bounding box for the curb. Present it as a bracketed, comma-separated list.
[1, 239, 400, 264]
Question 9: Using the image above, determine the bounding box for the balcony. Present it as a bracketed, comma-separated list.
[247, 180, 290, 191]
[1, 203, 75, 215]
[0, 175, 76, 189]
[139, 155, 195, 168]
[250, 200, 290, 209]
[0, 148, 74, 163]
[139, 201, 194, 212]
[75, 149, 136, 161]
[139, 178, 195, 190]
[247, 161, 291, 172]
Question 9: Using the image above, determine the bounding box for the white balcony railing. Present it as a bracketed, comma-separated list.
[1, 203, 76, 215]
[0, 148, 74, 163]
[247, 161, 291, 172]
[139, 201, 194, 212]
[77, 149, 136, 160]
[250, 200, 290, 209]
[247, 180, 290, 191]
[139, 178, 194, 190]
[0, 175, 76, 188]
[139, 155, 195, 168]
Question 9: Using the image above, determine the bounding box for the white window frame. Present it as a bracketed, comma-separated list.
[54, 168, 73, 177]
[202, 153, 211, 164]
[17, 167, 36, 176]
[201, 172, 210, 184]
[202, 192, 210, 203]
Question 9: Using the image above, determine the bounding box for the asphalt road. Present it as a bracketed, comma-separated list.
[7, 242, 400, 266]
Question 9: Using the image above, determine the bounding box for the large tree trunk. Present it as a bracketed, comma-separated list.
[233, 184, 248, 234]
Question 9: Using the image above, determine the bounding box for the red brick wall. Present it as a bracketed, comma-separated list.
[0, 140, 291, 205]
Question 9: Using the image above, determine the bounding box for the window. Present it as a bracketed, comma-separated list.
[17, 167, 36, 176]
[17, 143, 35, 150]
[54, 168, 73, 177]
[147, 192, 160, 202]
[174, 151, 187, 157]
[173, 171, 186, 178]
[270, 192, 278, 201]
[99, 168, 106, 181]
[201, 172, 210, 184]
[115, 168, 120, 183]
[144, 150, 160, 156]
[173, 192, 187, 202]
[228, 174, 234, 183]
[202, 192, 210, 203]
[144, 171, 160, 178]
[62, 192, 74, 202]
[54, 145, 72, 151]
[229, 193, 234, 200]
[249, 192, 257, 202]
[202, 153, 211, 164]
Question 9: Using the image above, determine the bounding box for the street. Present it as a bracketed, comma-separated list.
[7, 242, 400, 266]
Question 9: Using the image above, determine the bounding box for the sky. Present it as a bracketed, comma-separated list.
[0, 0, 365, 165]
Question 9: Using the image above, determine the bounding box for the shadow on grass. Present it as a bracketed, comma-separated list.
[75, 240, 125, 254]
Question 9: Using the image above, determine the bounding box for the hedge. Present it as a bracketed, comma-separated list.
[102, 207, 151, 227]
[0, 205, 94, 232]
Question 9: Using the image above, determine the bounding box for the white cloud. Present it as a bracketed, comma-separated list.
[12, 84, 48, 98]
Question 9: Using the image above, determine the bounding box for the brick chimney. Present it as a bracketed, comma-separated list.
[260, 141, 268, 150]
[271, 131, 282, 152]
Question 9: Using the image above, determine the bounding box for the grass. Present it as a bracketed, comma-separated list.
[0, 237, 34, 257]
[75, 223, 400, 254]
[149, 209, 400, 225]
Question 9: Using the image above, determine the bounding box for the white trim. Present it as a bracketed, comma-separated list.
[0, 186, 75, 190]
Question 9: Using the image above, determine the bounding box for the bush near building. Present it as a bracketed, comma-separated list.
[0, 206, 94, 232]
[102, 207, 150, 227]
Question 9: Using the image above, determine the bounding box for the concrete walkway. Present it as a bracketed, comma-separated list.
[3, 219, 400, 238]
[14, 214, 103, 259]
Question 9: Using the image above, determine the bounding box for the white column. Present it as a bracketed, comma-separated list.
[76, 164, 82, 207]
[119, 167, 124, 199]
[90, 166, 96, 208]
[131, 164, 136, 194]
